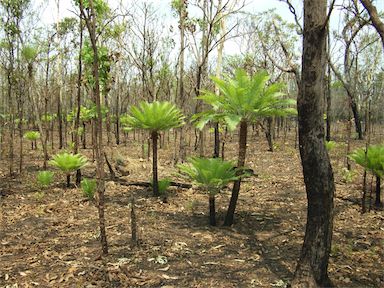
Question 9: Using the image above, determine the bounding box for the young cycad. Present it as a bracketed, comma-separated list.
[49, 152, 88, 187]
[178, 157, 241, 226]
[125, 101, 184, 196]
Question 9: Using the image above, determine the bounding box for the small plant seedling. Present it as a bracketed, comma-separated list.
[340, 167, 355, 183]
[36, 171, 54, 188]
[325, 140, 337, 151]
[24, 131, 40, 150]
[33, 191, 45, 201]
[49, 152, 88, 187]
[81, 178, 96, 200]
[150, 178, 171, 202]
[186, 199, 199, 214]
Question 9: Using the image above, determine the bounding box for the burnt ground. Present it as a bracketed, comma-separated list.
[0, 130, 383, 287]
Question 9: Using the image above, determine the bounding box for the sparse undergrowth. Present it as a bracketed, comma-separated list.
[0, 135, 382, 287]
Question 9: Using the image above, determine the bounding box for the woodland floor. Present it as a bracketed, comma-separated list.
[0, 128, 383, 288]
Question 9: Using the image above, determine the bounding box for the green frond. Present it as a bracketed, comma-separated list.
[125, 101, 184, 132]
[200, 69, 296, 126]
[178, 157, 241, 195]
[349, 145, 384, 177]
[24, 131, 40, 141]
[49, 152, 88, 174]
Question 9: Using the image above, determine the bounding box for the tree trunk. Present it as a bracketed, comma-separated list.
[80, 0, 108, 255]
[375, 176, 381, 208]
[359, 0, 384, 49]
[74, 18, 83, 186]
[151, 131, 159, 197]
[209, 194, 216, 226]
[224, 120, 247, 226]
[292, 0, 335, 286]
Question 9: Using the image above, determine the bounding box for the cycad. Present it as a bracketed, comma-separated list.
[125, 101, 184, 196]
[349, 145, 384, 207]
[49, 152, 88, 187]
[194, 69, 296, 225]
[178, 157, 241, 226]
[24, 131, 40, 150]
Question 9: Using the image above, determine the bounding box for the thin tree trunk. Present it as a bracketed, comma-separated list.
[224, 120, 247, 226]
[75, 18, 83, 185]
[80, 0, 108, 255]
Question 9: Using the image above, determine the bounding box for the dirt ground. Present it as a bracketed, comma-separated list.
[0, 129, 383, 287]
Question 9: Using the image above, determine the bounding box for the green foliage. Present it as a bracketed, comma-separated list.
[150, 178, 171, 195]
[349, 145, 384, 177]
[21, 45, 38, 62]
[178, 157, 240, 195]
[81, 40, 112, 92]
[340, 167, 355, 183]
[23, 131, 40, 141]
[49, 152, 88, 174]
[325, 141, 337, 151]
[194, 69, 296, 131]
[81, 178, 97, 200]
[41, 113, 56, 122]
[36, 171, 54, 187]
[74, 0, 110, 16]
[125, 101, 184, 132]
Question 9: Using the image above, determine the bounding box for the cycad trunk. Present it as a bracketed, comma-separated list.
[209, 194, 216, 226]
[291, 0, 335, 286]
[152, 131, 159, 197]
[224, 120, 247, 226]
[375, 176, 381, 208]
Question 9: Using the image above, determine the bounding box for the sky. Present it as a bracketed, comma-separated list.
[40, 0, 302, 25]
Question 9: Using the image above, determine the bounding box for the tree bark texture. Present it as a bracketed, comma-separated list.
[209, 195, 216, 226]
[224, 120, 247, 226]
[292, 0, 335, 286]
[152, 131, 159, 197]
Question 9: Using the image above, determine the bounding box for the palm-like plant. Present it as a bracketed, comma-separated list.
[195, 69, 296, 225]
[49, 152, 88, 187]
[178, 157, 241, 225]
[125, 101, 184, 196]
[349, 144, 384, 207]
[24, 131, 41, 150]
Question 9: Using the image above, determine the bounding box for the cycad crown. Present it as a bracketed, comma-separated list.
[49, 152, 88, 174]
[24, 131, 40, 141]
[194, 69, 296, 131]
[178, 157, 240, 194]
[349, 144, 384, 177]
[125, 101, 184, 132]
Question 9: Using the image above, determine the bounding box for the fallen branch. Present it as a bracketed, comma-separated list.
[112, 178, 192, 189]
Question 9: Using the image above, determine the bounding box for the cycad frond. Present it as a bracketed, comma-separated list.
[49, 152, 88, 174]
[126, 101, 184, 132]
[196, 69, 296, 130]
[178, 157, 241, 195]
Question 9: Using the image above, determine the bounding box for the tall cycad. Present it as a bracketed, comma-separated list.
[196, 69, 296, 225]
[126, 101, 184, 196]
